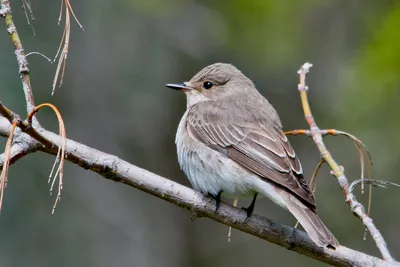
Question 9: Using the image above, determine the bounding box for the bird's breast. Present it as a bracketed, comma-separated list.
[175, 110, 255, 197]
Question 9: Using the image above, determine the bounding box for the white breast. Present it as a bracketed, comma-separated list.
[175, 109, 286, 211]
[175, 110, 250, 197]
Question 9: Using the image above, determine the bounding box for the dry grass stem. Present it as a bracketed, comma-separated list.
[20, 0, 35, 36]
[228, 198, 238, 242]
[0, 122, 18, 212]
[52, 0, 83, 94]
[27, 103, 66, 213]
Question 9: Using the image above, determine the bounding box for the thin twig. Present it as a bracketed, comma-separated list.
[350, 179, 400, 192]
[1, 0, 35, 113]
[26, 51, 53, 63]
[286, 128, 374, 214]
[297, 62, 394, 262]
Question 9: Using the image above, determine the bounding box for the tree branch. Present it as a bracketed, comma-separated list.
[0, 0, 35, 113]
[0, 117, 398, 267]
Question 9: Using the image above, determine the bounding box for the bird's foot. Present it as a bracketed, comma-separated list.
[208, 190, 223, 213]
[241, 193, 258, 221]
[241, 207, 252, 221]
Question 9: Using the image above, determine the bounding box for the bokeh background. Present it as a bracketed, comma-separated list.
[0, 0, 399, 266]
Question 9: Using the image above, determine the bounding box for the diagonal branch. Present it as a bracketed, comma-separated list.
[0, 117, 397, 267]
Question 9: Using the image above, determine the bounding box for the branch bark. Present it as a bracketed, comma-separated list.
[0, 117, 397, 267]
[0, 0, 35, 113]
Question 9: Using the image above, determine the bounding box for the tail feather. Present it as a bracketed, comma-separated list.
[280, 191, 339, 248]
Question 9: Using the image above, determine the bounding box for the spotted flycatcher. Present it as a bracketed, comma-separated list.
[167, 63, 339, 248]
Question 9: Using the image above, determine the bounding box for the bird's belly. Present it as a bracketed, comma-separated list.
[177, 140, 287, 209]
[180, 149, 254, 197]
[176, 131, 254, 197]
[175, 113, 286, 208]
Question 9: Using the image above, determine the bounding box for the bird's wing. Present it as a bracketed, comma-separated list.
[186, 102, 316, 209]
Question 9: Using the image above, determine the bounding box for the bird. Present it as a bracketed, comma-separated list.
[166, 63, 339, 248]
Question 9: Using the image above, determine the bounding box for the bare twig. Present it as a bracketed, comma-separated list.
[1, 0, 35, 113]
[285, 129, 372, 186]
[350, 179, 400, 192]
[286, 128, 374, 214]
[296, 62, 394, 262]
[25, 51, 53, 63]
[0, 101, 54, 148]
[285, 129, 311, 136]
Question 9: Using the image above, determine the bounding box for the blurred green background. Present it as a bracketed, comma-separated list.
[0, 0, 399, 266]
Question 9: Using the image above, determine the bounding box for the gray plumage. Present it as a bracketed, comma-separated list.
[170, 63, 339, 248]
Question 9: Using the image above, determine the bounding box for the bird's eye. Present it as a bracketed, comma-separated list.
[203, 81, 213, 90]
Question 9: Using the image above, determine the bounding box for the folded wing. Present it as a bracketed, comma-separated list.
[186, 102, 316, 210]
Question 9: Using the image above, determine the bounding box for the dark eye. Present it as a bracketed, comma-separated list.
[203, 81, 213, 90]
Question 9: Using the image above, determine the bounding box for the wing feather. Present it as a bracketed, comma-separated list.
[186, 102, 316, 209]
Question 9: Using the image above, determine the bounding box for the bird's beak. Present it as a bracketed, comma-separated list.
[166, 82, 195, 91]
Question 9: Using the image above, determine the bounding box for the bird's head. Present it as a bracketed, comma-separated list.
[166, 63, 254, 107]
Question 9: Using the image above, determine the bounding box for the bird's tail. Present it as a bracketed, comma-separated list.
[280, 192, 339, 248]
